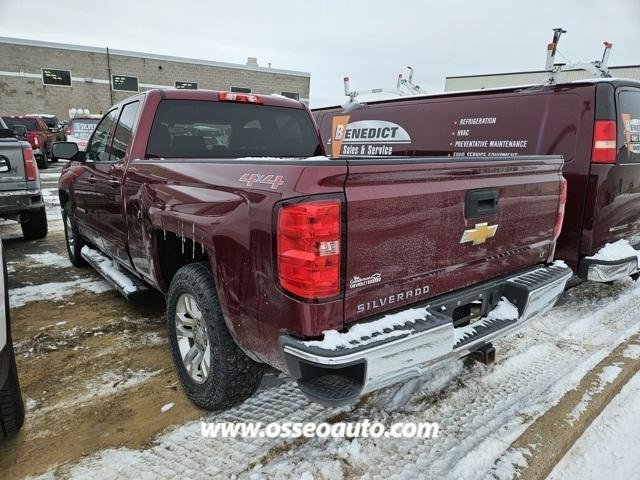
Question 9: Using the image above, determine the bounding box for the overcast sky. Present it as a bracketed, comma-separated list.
[1, 0, 638, 107]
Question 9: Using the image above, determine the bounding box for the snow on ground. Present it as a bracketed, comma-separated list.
[36, 278, 640, 480]
[9, 278, 112, 307]
[566, 364, 623, 425]
[547, 372, 640, 479]
[31, 369, 162, 420]
[24, 251, 70, 269]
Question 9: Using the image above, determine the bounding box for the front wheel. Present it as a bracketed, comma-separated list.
[167, 263, 264, 411]
[62, 203, 86, 267]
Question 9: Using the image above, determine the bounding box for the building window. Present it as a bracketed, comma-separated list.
[281, 91, 300, 101]
[230, 86, 252, 93]
[175, 81, 198, 90]
[42, 68, 72, 87]
[112, 75, 139, 92]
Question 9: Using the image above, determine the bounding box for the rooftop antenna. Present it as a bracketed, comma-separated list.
[545, 28, 613, 85]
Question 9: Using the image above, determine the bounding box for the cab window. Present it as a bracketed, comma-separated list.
[111, 101, 140, 162]
[86, 110, 118, 162]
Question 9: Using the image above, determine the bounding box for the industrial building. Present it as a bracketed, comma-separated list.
[445, 65, 640, 91]
[0, 37, 310, 120]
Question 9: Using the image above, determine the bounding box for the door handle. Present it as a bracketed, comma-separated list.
[88, 175, 96, 184]
[108, 178, 120, 188]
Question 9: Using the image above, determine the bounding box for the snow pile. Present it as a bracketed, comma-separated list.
[587, 239, 640, 262]
[453, 297, 519, 345]
[548, 372, 640, 479]
[81, 246, 138, 294]
[302, 307, 430, 350]
[25, 251, 70, 269]
[9, 278, 112, 307]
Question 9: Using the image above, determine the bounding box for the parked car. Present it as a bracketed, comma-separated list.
[26, 114, 65, 142]
[64, 116, 101, 151]
[0, 118, 48, 239]
[0, 240, 25, 440]
[1, 116, 55, 170]
[54, 88, 571, 409]
[313, 78, 640, 284]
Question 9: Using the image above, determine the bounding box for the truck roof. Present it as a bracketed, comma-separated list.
[313, 77, 640, 111]
[116, 88, 305, 110]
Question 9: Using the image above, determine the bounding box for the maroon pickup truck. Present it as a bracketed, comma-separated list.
[53, 89, 571, 409]
[314, 78, 640, 284]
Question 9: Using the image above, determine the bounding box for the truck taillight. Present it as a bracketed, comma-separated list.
[553, 177, 567, 241]
[591, 120, 617, 164]
[22, 146, 38, 181]
[65, 126, 71, 135]
[218, 91, 263, 104]
[277, 199, 342, 300]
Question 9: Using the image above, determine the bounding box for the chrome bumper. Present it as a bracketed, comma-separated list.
[579, 256, 639, 282]
[280, 263, 572, 406]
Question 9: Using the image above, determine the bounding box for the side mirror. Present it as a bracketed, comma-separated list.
[52, 141, 80, 160]
[12, 125, 27, 140]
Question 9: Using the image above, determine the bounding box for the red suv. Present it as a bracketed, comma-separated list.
[1, 116, 55, 170]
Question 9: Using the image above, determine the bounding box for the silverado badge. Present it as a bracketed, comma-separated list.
[460, 222, 498, 245]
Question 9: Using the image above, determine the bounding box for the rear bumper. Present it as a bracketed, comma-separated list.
[280, 262, 572, 406]
[0, 189, 44, 216]
[579, 242, 640, 282]
[579, 255, 639, 282]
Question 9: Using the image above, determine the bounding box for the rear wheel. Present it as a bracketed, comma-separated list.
[62, 203, 86, 267]
[21, 207, 48, 240]
[36, 154, 48, 170]
[167, 263, 264, 410]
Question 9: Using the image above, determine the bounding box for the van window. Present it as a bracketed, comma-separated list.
[146, 100, 322, 159]
[618, 90, 640, 163]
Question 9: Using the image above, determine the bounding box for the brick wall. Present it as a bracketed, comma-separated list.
[0, 40, 310, 120]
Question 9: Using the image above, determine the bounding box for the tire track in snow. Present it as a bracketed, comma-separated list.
[43, 279, 640, 479]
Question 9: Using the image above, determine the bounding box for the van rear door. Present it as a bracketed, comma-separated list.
[343, 157, 564, 323]
[585, 85, 640, 253]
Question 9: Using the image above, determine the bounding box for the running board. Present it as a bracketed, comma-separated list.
[80, 246, 150, 300]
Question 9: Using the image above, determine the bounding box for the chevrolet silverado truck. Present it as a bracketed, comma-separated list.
[53, 89, 571, 409]
[0, 118, 48, 240]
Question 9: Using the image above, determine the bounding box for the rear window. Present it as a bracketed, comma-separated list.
[69, 119, 100, 139]
[2, 117, 38, 131]
[618, 90, 640, 163]
[41, 117, 58, 128]
[146, 100, 322, 159]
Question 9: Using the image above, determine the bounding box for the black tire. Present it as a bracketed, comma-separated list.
[36, 154, 48, 170]
[167, 263, 264, 411]
[0, 350, 25, 440]
[62, 203, 86, 267]
[0, 242, 25, 440]
[21, 207, 48, 240]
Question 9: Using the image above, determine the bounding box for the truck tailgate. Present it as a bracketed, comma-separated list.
[343, 156, 564, 323]
[0, 138, 27, 191]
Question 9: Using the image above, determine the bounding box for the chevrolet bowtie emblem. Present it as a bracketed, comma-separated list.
[460, 222, 498, 245]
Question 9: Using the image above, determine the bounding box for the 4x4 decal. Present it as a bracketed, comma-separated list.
[239, 173, 285, 190]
